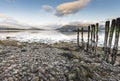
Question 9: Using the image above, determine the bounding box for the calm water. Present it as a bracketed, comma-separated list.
[0, 30, 119, 49]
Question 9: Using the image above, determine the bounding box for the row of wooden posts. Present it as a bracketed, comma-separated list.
[77, 18, 120, 65]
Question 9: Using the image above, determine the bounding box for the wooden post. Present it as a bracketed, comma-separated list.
[95, 23, 99, 55]
[93, 25, 96, 53]
[81, 27, 84, 49]
[111, 18, 120, 65]
[104, 21, 110, 62]
[77, 28, 80, 47]
[107, 19, 116, 63]
[91, 25, 95, 53]
[87, 26, 90, 51]
[90, 25, 93, 52]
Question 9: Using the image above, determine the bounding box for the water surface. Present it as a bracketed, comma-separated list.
[0, 30, 119, 49]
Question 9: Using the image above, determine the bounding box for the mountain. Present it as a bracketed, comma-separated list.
[56, 24, 105, 32]
[0, 19, 31, 30]
[56, 25, 88, 32]
[0, 24, 45, 30]
[0, 19, 44, 30]
[28, 27, 44, 30]
[0, 24, 26, 30]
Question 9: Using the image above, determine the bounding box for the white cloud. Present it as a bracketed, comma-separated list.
[0, 18, 31, 29]
[69, 20, 95, 27]
[0, 13, 12, 18]
[42, 5, 53, 12]
[55, 0, 91, 17]
[106, 17, 118, 21]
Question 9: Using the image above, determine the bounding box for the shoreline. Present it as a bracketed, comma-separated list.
[0, 40, 120, 81]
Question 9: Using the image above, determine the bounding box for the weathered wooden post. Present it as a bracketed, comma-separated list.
[77, 28, 80, 47]
[111, 18, 120, 65]
[81, 27, 84, 49]
[95, 23, 99, 55]
[87, 26, 90, 51]
[93, 25, 96, 53]
[90, 25, 93, 52]
[104, 21, 110, 62]
[91, 25, 95, 53]
[107, 19, 116, 63]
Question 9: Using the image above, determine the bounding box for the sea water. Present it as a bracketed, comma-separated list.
[0, 30, 119, 49]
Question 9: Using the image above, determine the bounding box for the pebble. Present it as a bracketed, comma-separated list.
[0, 42, 120, 81]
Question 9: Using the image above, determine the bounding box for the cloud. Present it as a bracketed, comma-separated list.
[69, 21, 93, 27]
[0, 13, 12, 18]
[55, 0, 91, 17]
[42, 5, 53, 12]
[0, 18, 31, 29]
[69, 20, 96, 27]
[106, 17, 118, 21]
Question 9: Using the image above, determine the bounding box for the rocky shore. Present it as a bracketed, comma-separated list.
[0, 40, 120, 81]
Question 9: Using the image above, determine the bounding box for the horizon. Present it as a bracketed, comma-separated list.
[0, 0, 120, 29]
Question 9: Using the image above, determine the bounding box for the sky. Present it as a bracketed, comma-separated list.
[0, 0, 120, 27]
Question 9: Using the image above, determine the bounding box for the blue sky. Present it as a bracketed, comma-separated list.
[0, 0, 120, 26]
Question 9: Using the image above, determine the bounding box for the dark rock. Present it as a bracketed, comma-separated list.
[21, 49, 27, 52]
[60, 52, 75, 60]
